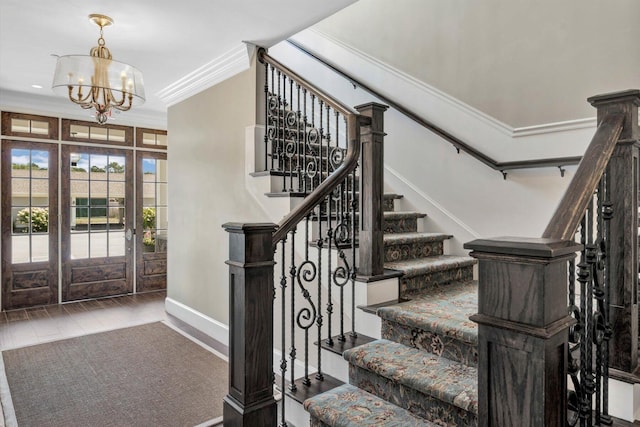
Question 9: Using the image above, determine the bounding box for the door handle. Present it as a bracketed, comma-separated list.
[125, 228, 133, 241]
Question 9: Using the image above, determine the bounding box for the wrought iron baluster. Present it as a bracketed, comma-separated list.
[350, 165, 358, 338]
[316, 198, 324, 381]
[287, 78, 294, 192]
[263, 61, 269, 171]
[278, 239, 287, 427]
[326, 178, 334, 347]
[270, 66, 276, 171]
[289, 228, 297, 392]
[601, 173, 613, 425]
[296, 84, 302, 193]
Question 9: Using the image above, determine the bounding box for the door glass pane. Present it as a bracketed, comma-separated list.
[156, 207, 168, 230]
[90, 232, 108, 258]
[110, 129, 126, 142]
[157, 183, 168, 204]
[70, 152, 89, 172]
[70, 124, 89, 139]
[10, 119, 30, 133]
[70, 232, 89, 259]
[9, 148, 51, 264]
[108, 156, 126, 181]
[143, 229, 156, 253]
[142, 158, 156, 178]
[11, 178, 29, 206]
[109, 231, 125, 256]
[32, 151, 49, 177]
[109, 182, 125, 203]
[71, 181, 89, 205]
[12, 235, 30, 263]
[32, 234, 49, 262]
[30, 121, 49, 135]
[156, 159, 168, 181]
[90, 154, 108, 180]
[90, 126, 108, 141]
[109, 206, 125, 230]
[90, 207, 107, 231]
[31, 180, 49, 206]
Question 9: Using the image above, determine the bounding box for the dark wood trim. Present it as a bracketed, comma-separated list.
[222, 222, 278, 427]
[1, 139, 59, 310]
[61, 119, 133, 147]
[465, 237, 582, 426]
[1, 112, 59, 140]
[356, 102, 388, 278]
[285, 40, 583, 176]
[135, 127, 168, 150]
[542, 113, 624, 240]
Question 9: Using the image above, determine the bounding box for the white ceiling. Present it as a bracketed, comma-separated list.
[0, 0, 356, 128]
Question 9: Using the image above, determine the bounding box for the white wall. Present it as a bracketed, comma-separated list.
[314, 0, 640, 128]
[267, 31, 597, 251]
[167, 59, 268, 326]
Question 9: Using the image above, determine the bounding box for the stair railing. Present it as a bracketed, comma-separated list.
[466, 89, 639, 426]
[222, 48, 387, 427]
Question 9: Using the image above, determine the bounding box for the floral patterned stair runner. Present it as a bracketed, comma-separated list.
[305, 383, 436, 427]
[378, 280, 478, 367]
[344, 339, 478, 426]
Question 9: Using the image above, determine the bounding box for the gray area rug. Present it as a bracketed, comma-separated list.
[1, 322, 227, 427]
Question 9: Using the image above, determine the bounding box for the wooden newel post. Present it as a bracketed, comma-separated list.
[355, 102, 389, 278]
[588, 90, 640, 373]
[464, 237, 582, 426]
[222, 222, 278, 427]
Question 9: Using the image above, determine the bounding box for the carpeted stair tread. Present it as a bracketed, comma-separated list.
[344, 339, 478, 414]
[304, 383, 436, 426]
[378, 280, 478, 346]
[385, 255, 476, 278]
[384, 211, 427, 220]
[383, 232, 452, 245]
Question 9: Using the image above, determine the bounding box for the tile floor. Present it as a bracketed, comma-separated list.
[0, 292, 167, 351]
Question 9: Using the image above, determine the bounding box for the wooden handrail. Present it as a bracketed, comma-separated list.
[542, 112, 625, 240]
[286, 39, 582, 178]
[259, 48, 357, 119]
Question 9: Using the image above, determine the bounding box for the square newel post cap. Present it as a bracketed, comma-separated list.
[222, 222, 278, 265]
[588, 89, 640, 108]
[354, 102, 389, 113]
[588, 89, 640, 140]
[464, 236, 582, 259]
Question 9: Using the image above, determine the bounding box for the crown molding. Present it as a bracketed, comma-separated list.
[0, 89, 166, 129]
[156, 43, 254, 107]
[303, 28, 596, 139]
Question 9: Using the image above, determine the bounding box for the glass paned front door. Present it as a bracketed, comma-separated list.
[1, 140, 58, 309]
[62, 146, 133, 302]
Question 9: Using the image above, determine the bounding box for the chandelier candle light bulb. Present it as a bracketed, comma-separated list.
[52, 14, 145, 124]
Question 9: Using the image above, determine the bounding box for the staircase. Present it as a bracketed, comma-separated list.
[304, 194, 480, 426]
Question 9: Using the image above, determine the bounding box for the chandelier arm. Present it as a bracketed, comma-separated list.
[67, 85, 94, 107]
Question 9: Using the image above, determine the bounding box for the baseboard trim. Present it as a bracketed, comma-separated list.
[164, 297, 229, 347]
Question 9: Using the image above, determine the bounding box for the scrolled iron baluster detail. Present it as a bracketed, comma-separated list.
[295, 258, 318, 387]
[333, 218, 352, 342]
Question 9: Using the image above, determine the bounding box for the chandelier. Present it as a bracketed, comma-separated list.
[52, 14, 145, 124]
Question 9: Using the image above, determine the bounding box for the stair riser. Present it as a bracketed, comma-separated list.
[384, 217, 419, 234]
[384, 241, 444, 263]
[401, 266, 474, 297]
[381, 319, 478, 367]
[349, 366, 478, 426]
